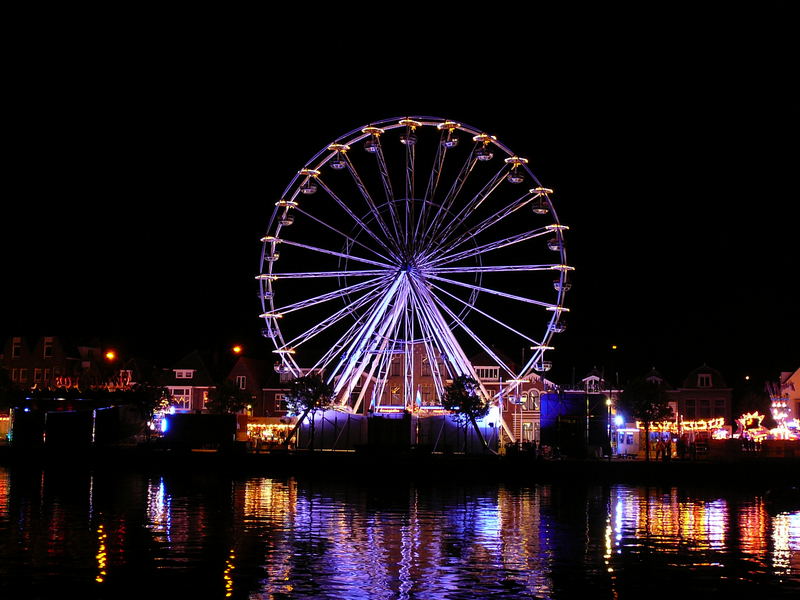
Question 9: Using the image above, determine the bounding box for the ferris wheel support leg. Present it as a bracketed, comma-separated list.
[498, 414, 516, 445]
[332, 275, 407, 403]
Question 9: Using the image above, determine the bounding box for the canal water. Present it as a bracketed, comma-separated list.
[1, 465, 798, 599]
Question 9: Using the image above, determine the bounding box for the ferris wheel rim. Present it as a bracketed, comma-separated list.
[258, 115, 570, 402]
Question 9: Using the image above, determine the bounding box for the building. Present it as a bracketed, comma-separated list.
[162, 350, 215, 412]
[0, 335, 114, 390]
[779, 367, 800, 419]
[667, 364, 733, 424]
[470, 351, 554, 446]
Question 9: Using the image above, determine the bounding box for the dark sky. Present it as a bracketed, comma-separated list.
[3, 6, 797, 389]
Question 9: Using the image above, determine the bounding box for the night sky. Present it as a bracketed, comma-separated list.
[4, 6, 796, 390]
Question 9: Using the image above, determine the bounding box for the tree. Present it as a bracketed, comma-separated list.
[618, 376, 673, 461]
[442, 374, 494, 453]
[283, 373, 334, 449]
[206, 379, 251, 414]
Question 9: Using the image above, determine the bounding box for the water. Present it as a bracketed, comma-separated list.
[1, 465, 799, 599]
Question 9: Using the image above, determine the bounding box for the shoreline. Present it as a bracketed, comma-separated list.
[2, 445, 799, 487]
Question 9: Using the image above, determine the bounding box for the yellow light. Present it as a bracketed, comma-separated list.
[531, 186, 554, 195]
[437, 120, 460, 130]
[105, 351, 116, 361]
[611, 345, 618, 350]
[232, 345, 243, 354]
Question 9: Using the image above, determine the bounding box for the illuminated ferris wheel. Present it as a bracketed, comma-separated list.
[258, 116, 571, 410]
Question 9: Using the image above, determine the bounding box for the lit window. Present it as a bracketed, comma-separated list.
[170, 388, 191, 410]
[421, 385, 431, 404]
[529, 391, 540, 411]
[175, 370, 194, 379]
[43, 337, 54, 358]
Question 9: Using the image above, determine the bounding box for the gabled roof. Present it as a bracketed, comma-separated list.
[681, 363, 728, 389]
[163, 350, 215, 386]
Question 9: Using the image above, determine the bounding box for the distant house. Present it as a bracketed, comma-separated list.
[667, 364, 733, 424]
[162, 350, 215, 412]
[226, 356, 291, 417]
[470, 348, 555, 445]
[0, 335, 109, 390]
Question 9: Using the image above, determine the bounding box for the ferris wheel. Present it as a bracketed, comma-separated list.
[258, 116, 571, 411]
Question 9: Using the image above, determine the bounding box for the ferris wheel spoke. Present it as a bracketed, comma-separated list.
[429, 264, 564, 275]
[331, 278, 408, 397]
[425, 272, 561, 308]
[407, 279, 490, 398]
[372, 143, 405, 246]
[419, 144, 478, 251]
[413, 133, 447, 244]
[279, 282, 391, 352]
[341, 155, 402, 254]
[262, 269, 388, 279]
[278, 239, 395, 269]
[314, 176, 400, 261]
[424, 227, 552, 269]
[427, 164, 509, 255]
[427, 280, 543, 346]
[293, 205, 394, 263]
[427, 191, 540, 263]
[426, 287, 517, 380]
[407, 291, 451, 399]
[266, 277, 386, 316]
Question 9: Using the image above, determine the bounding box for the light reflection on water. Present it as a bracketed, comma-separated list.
[0, 466, 798, 599]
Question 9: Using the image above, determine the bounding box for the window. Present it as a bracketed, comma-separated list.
[170, 388, 191, 410]
[34, 369, 43, 383]
[11, 368, 19, 382]
[12, 337, 22, 358]
[175, 370, 194, 379]
[475, 367, 499, 381]
[390, 359, 401, 377]
[18, 369, 28, 383]
[520, 392, 528, 409]
[44, 368, 52, 384]
[421, 358, 431, 377]
[697, 373, 712, 388]
[420, 385, 431, 405]
[43, 337, 54, 358]
[522, 422, 534, 442]
[529, 391, 540, 411]
[275, 393, 287, 412]
[685, 399, 696, 419]
[236, 375, 247, 390]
